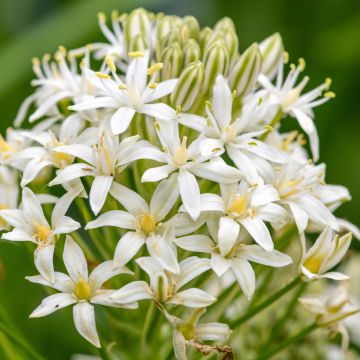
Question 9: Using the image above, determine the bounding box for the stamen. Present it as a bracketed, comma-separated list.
[283, 51, 289, 64]
[97, 12, 106, 23]
[105, 55, 116, 72]
[147, 62, 163, 75]
[205, 101, 213, 111]
[298, 57, 306, 71]
[95, 72, 111, 79]
[176, 105, 182, 115]
[118, 84, 128, 90]
[128, 51, 145, 58]
[148, 83, 158, 89]
[324, 91, 336, 98]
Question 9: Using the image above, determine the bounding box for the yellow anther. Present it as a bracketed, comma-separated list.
[58, 46, 67, 55]
[111, 10, 119, 20]
[147, 62, 163, 75]
[105, 55, 116, 73]
[248, 142, 257, 146]
[264, 125, 273, 132]
[97, 12, 106, 22]
[139, 213, 157, 234]
[95, 72, 111, 79]
[324, 91, 336, 98]
[118, 84, 128, 90]
[43, 53, 51, 62]
[0, 135, 13, 153]
[149, 83, 158, 89]
[128, 51, 145, 58]
[297, 133, 306, 146]
[34, 223, 52, 244]
[298, 57, 306, 71]
[325, 77, 332, 89]
[32, 57, 40, 66]
[205, 101, 213, 111]
[228, 194, 249, 216]
[283, 51, 289, 64]
[281, 131, 298, 151]
[290, 63, 296, 71]
[74, 279, 92, 300]
[173, 136, 188, 166]
[176, 105, 182, 115]
[308, 159, 313, 165]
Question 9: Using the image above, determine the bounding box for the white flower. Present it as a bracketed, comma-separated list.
[194, 180, 288, 250]
[69, 51, 177, 135]
[0, 182, 18, 231]
[175, 217, 292, 299]
[258, 58, 334, 161]
[86, 177, 180, 273]
[27, 236, 136, 348]
[142, 122, 243, 220]
[0, 187, 81, 282]
[300, 226, 352, 281]
[49, 131, 161, 215]
[179, 75, 287, 185]
[111, 256, 216, 308]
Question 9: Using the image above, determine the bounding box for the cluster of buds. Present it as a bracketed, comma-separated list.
[0, 7, 359, 359]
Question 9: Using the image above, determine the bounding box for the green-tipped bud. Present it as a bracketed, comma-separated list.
[229, 42, 262, 97]
[160, 43, 184, 80]
[183, 39, 201, 66]
[171, 61, 205, 111]
[180, 16, 200, 42]
[128, 34, 148, 52]
[259, 32, 284, 80]
[199, 27, 213, 52]
[124, 8, 152, 49]
[203, 41, 229, 91]
[214, 17, 236, 33]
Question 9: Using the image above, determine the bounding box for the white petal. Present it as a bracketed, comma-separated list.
[114, 232, 145, 268]
[168, 288, 216, 308]
[26, 272, 74, 293]
[231, 258, 256, 299]
[63, 236, 88, 282]
[1, 228, 34, 242]
[53, 216, 81, 235]
[86, 210, 136, 230]
[240, 217, 274, 250]
[0, 209, 28, 229]
[199, 193, 225, 212]
[173, 330, 187, 360]
[211, 253, 232, 277]
[69, 96, 119, 111]
[287, 201, 309, 233]
[110, 106, 136, 135]
[73, 302, 100, 348]
[256, 203, 288, 228]
[218, 216, 240, 257]
[240, 245, 293, 267]
[251, 185, 279, 207]
[21, 159, 53, 187]
[111, 281, 152, 303]
[30, 293, 76, 318]
[143, 79, 178, 103]
[50, 163, 93, 186]
[34, 245, 55, 283]
[191, 162, 243, 184]
[141, 103, 176, 120]
[91, 290, 138, 309]
[89, 176, 113, 215]
[54, 144, 93, 164]
[174, 235, 214, 253]
[321, 272, 350, 281]
[298, 297, 326, 314]
[195, 322, 230, 342]
[141, 165, 172, 182]
[177, 113, 207, 132]
[175, 257, 211, 289]
[178, 170, 200, 221]
[212, 75, 233, 128]
[22, 187, 48, 226]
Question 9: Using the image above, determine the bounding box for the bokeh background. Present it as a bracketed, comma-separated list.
[0, 0, 359, 359]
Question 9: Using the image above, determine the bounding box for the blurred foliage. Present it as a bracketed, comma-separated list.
[0, 0, 359, 359]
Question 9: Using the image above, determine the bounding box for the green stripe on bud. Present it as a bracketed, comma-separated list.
[259, 32, 284, 80]
[203, 41, 229, 91]
[199, 27, 213, 53]
[171, 61, 205, 111]
[180, 16, 200, 42]
[183, 39, 201, 66]
[124, 8, 151, 51]
[160, 43, 184, 80]
[229, 42, 262, 97]
[128, 34, 148, 52]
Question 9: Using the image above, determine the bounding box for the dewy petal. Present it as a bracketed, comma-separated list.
[111, 281, 152, 303]
[30, 293, 77, 318]
[89, 175, 113, 215]
[168, 288, 216, 308]
[230, 258, 256, 299]
[218, 216, 240, 257]
[147, 235, 180, 274]
[141, 165, 173, 182]
[86, 210, 136, 230]
[211, 253, 232, 277]
[292, 108, 319, 161]
[114, 232, 145, 268]
[195, 322, 230, 342]
[174, 235, 214, 253]
[191, 162, 243, 184]
[140, 103, 176, 120]
[177, 170, 200, 221]
[110, 106, 136, 135]
[34, 245, 55, 283]
[73, 302, 101, 348]
[240, 244, 293, 267]
[63, 236, 88, 282]
[175, 257, 211, 290]
[240, 217, 274, 250]
[150, 174, 179, 221]
[212, 75, 233, 128]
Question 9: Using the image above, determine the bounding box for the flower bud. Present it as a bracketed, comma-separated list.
[128, 34, 148, 52]
[229, 42, 262, 97]
[183, 39, 201, 66]
[160, 43, 184, 80]
[203, 41, 229, 91]
[124, 8, 152, 50]
[180, 16, 200, 42]
[259, 32, 284, 80]
[199, 27, 213, 53]
[170, 61, 205, 111]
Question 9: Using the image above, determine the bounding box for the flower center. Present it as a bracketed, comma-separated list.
[53, 151, 74, 169]
[179, 323, 195, 340]
[0, 135, 14, 160]
[139, 213, 157, 234]
[303, 255, 325, 274]
[173, 136, 188, 166]
[278, 178, 302, 199]
[228, 194, 249, 217]
[34, 223, 52, 244]
[74, 278, 92, 300]
[223, 125, 237, 143]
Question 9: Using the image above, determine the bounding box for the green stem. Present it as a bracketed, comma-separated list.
[141, 301, 155, 355]
[257, 322, 318, 360]
[229, 276, 302, 328]
[259, 109, 284, 141]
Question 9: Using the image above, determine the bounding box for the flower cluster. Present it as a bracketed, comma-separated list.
[0, 8, 359, 359]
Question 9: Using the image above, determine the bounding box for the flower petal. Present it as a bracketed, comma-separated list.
[168, 288, 216, 308]
[218, 216, 240, 257]
[178, 170, 200, 221]
[240, 217, 274, 250]
[30, 293, 76, 318]
[34, 245, 55, 283]
[89, 176, 113, 215]
[110, 106, 136, 135]
[111, 281, 152, 303]
[231, 258, 256, 299]
[114, 232, 145, 268]
[63, 236, 88, 282]
[85, 210, 136, 230]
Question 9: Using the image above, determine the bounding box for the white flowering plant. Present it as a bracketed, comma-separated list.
[0, 7, 359, 360]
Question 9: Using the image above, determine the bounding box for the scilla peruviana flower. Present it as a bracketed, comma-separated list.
[141, 122, 243, 220]
[27, 236, 136, 348]
[49, 131, 162, 215]
[0, 187, 81, 282]
[0, 182, 18, 231]
[111, 256, 216, 308]
[300, 226, 352, 281]
[86, 177, 180, 273]
[193, 180, 288, 251]
[175, 219, 292, 299]
[69, 51, 177, 135]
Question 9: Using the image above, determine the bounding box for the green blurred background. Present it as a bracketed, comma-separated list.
[0, 0, 359, 359]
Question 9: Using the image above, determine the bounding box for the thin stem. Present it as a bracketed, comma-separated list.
[259, 109, 284, 141]
[141, 301, 155, 354]
[230, 276, 302, 328]
[257, 322, 318, 360]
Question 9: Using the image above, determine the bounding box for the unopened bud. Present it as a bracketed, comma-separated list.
[180, 16, 200, 41]
[128, 34, 148, 52]
[199, 27, 213, 53]
[229, 42, 262, 97]
[183, 39, 201, 66]
[160, 43, 184, 80]
[259, 33, 284, 80]
[124, 8, 151, 50]
[171, 61, 205, 111]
